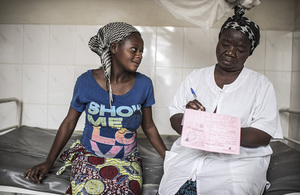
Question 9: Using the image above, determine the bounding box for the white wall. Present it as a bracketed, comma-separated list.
[0, 0, 298, 138]
[289, 0, 300, 142]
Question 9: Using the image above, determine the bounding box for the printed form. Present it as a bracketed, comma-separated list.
[181, 109, 241, 154]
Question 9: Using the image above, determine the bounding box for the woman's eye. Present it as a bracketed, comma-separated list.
[222, 43, 229, 47]
[237, 48, 246, 53]
[131, 48, 137, 52]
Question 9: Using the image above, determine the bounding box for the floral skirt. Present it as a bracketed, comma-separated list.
[56, 140, 143, 195]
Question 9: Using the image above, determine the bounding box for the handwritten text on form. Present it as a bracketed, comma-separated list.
[181, 109, 241, 154]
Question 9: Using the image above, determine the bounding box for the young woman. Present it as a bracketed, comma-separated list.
[24, 22, 167, 195]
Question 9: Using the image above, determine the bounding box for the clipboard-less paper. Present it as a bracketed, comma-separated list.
[181, 109, 241, 154]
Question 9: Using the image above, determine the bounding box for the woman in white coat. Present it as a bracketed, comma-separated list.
[158, 5, 282, 195]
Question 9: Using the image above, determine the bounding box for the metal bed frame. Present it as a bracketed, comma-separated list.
[0, 98, 22, 132]
[279, 107, 300, 151]
[0, 98, 65, 194]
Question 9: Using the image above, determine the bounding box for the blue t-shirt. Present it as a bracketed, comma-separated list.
[71, 70, 155, 159]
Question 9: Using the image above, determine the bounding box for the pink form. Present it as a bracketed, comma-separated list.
[181, 109, 241, 154]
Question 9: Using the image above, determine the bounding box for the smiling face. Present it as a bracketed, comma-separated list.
[111, 33, 144, 73]
[216, 28, 251, 73]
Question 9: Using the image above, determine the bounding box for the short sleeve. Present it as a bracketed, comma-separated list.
[169, 74, 192, 117]
[70, 76, 86, 112]
[142, 76, 155, 108]
[249, 79, 283, 139]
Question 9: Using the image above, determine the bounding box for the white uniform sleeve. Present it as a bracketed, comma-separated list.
[249, 77, 283, 139]
[169, 74, 194, 117]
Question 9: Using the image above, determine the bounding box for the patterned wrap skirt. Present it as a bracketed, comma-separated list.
[56, 140, 143, 195]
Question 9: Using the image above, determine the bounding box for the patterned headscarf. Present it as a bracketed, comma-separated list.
[88, 22, 140, 107]
[219, 6, 260, 55]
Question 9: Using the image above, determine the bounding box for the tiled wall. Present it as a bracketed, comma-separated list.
[0, 24, 295, 136]
[290, 29, 300, 142]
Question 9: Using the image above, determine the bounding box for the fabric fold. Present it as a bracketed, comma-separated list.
[154, 0, 260, 29]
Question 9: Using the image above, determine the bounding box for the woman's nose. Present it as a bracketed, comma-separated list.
[136, 51, 143, 59]
[226, 46, 235, 57]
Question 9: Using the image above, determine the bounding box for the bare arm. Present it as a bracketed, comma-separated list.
[241, 127, 271, 148]
[170, 113, 184, 135]
[24, 106, 81, 183]
[141, 106, 167, 159]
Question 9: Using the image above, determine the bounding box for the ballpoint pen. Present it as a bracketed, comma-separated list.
[190, 87, 205, 111]
[190, 88, 197, 99]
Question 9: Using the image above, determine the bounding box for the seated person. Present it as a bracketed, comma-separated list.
[24, 22, 167, 195]
[158, 5, 283, 195]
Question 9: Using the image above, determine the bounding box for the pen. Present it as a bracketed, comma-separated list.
[190, 87, 205, 111]
[191, 88, 197, 99]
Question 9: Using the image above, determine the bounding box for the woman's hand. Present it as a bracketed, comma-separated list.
[186, 100, 206, 111]
[23, 107, 81, 184]
[24, 161, 52, 183]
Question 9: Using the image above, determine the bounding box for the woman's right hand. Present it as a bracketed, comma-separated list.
[24, 161, 52, 184]
[23, 107, 81, 184]
[186, 99, 206, 111]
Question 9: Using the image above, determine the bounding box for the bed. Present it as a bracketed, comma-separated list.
[0, 98, 300, 195]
